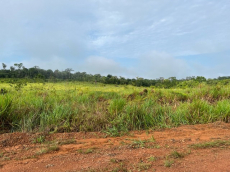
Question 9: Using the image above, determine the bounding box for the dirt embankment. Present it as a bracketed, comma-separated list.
[1, 122, 230, 172]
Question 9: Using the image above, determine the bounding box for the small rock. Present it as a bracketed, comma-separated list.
[46, 164, 54, 168]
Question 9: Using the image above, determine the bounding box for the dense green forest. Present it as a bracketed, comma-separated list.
[1, 62, 230, 88]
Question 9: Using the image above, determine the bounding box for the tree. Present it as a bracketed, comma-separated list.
[2, 63, 7, 70]
[196, 76, 206, 83]
[10, 66, 15, 71]
[14, 63, 24, 77]
[46, 69, 54, 79]
[18, 63, 23, 70]
[65, 68, 74, 79]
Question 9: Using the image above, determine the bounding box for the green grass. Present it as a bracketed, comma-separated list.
[33, 135, 46, 144]
[169, 150, 184, 158]
[77, 148, 94, 154]
[1, 81, 230, 133]
[190, 140, 230, 149]
[36, 145, 59, 155]
[164, 160, 174, 167]
[137, 163, 152, 171]
[148, 156, 157, 162]
[57, 139, 76, 145]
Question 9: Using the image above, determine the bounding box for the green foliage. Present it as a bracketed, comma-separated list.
[1, 81, 230, 133]
[170, 150, 184, 158]
[9, 79, 27, 91]
[104, 126, 120, 137]
[190, 140, 230, 149]
[0, 88, 8, 95]
[164, 160, 174, 167]
[33, 135, 46, 144]
[37, 145, 59, 155]
[77, 148, 94, 154]
[0, 95, 13, 130]
[109, 98, 126, 115]
[1, 62, 230, 88]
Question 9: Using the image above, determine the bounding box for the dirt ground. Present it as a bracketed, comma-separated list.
[1, 122, 230, 172]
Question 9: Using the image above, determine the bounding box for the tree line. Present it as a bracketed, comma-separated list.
[1, 62, 230, 88]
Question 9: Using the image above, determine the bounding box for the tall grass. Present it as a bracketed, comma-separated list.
[0, 81, 230, 133]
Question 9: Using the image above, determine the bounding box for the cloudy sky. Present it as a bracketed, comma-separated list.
[0, 0, 230, 79]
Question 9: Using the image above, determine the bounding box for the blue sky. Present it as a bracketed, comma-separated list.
[0, 0, 230, 79]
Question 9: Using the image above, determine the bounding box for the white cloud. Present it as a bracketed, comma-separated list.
[22, 56, 68, 70]
[137, 51, 191, 79]
[79, 56, 136, 77]
[0, 0, 230, 78]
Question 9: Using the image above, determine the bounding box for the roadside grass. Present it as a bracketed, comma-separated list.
[36, 145, 59, 155]
[189, 140, 230, 149]
[111, 163, 128, 172]
[77, 148, 94, 154]
[169, 150, 185, 159]
[148, 156, 157, 162]
[1, 81, 230, 133]
[136, 162, 152, 171]
[57, 139, 77, 145]
[32, 135, 46, 144]
[164, 160, 174, 167]
[162, 150, 187, 168]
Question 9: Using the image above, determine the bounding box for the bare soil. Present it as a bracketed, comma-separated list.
[1, 122, 230, 172]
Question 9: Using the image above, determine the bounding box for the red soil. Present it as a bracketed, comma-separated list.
[1, 121, 230, 172]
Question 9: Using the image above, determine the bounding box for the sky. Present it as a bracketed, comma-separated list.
[0, 0, 230, 79]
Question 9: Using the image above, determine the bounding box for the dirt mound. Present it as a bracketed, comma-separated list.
[1, 122, 230, 172]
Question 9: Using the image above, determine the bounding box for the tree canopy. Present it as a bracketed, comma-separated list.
[0, 62, 229, 88]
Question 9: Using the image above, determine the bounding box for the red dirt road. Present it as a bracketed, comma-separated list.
[1, 122, 230, 172]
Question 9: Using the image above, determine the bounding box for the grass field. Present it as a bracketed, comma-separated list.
[1, 81, 230, 134]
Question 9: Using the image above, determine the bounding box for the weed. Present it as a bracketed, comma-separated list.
[120, 141, 127, 145]
[164, 160, 174, 167]
[104, 127, 120, 137]
[0, 88, 8, 95]
[187, 149, 191, 154]
[33, 135, 45, 144]
[148, 156, 157, 162]
[3, 156, 11, 161]
[1, 81, 230, 133]
[77, 148, 93, 154]
[9, 79, 27, 91]
[137, 163, 151, 171]
[190, 140, 230, 149]
[170, 150, 184, 158]
[111, 163, 128, 172]
[149, 135, 156, 142]
[155, 145, 161, 149]
[57, 139, 76, 145]
[37, 145, 59, 155]
[130, 139, 146, 148]
[110, 158, 117, 163]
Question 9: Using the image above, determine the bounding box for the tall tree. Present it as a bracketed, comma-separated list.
[65, 68, 74, 79]
[10, 66, 15, 71]
[2, 63, 7, 70]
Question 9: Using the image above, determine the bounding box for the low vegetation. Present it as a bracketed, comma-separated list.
[1, 79, 230, 133]
[164, 160, 174, 167]
[36, 145, 59, 155]
[190, 140, 230, 149]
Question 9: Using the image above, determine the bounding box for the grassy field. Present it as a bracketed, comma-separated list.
[1, 81, 230, 134]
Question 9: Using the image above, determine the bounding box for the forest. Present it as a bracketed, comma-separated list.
[1, 62, 230, 88]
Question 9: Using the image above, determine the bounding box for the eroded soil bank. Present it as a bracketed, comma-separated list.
[1, 122, 230, 172]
